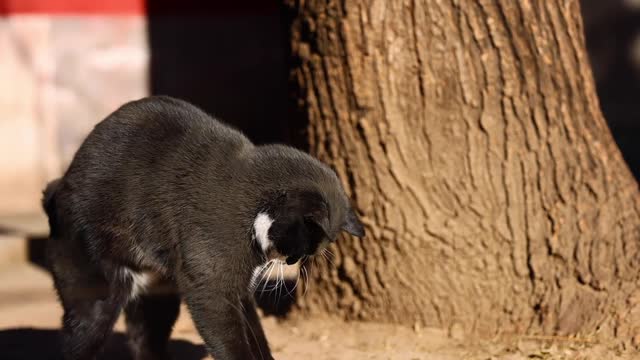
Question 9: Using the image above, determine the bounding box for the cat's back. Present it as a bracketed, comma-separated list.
[67, 96, 251, 176]
[56, 97, 253, 227]
[91, 96, 249, 154]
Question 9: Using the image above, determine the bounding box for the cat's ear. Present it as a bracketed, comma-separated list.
[342, 207, 364, 237]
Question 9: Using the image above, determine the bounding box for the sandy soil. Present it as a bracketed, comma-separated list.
[0, 263, 637, 360]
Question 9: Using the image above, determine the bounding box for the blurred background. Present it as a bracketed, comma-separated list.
[0, 0, 638, 255]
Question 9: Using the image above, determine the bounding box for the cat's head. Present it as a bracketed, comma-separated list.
[253, 188, 364, 265]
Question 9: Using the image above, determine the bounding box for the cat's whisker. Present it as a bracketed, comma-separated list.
[307, 268, 312, 295]
[280, 262, 293, 297]
[278, 262, 286, 301]
[325, 248, 336, 262]
[260, 261, 277, 294]
[284, 265, 300, 298]
[320, 249, 335, 266]
[305, 257, 321, 297]
[301, 264, 310, 298]
[266, 261, 283, 296]
[253, 261, 273, 295]
[293, 255, 309, 298]
[272, 264, 279, 295]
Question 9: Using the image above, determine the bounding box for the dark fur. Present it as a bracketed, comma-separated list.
[43, 96, 364, 360]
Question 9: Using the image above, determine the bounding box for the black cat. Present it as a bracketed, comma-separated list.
[42, 96, 364, 360]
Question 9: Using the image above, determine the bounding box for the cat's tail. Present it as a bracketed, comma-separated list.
[42, 178, 61, 238]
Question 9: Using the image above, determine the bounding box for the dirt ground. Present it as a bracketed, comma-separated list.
[0, 263, 637, 360]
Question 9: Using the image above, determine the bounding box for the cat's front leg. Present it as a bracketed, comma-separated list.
[178, 275, 255, 360]
[241, 296, 274, 360]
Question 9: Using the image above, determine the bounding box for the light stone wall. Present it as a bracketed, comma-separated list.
[0, 16, 147, 215]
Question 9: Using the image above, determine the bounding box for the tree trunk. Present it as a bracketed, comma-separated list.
[286, 0, 640, 340]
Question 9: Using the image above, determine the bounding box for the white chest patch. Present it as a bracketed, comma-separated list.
[253, 212, 274, 253]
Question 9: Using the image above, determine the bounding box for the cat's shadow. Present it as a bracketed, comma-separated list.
[0, 328, 207, 360]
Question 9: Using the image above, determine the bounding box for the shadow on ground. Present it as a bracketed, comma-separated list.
[0, 328, 207, 360]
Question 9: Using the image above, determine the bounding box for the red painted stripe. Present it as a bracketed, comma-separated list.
[0, 0, 145, 15]
[0, 0, 280, 16]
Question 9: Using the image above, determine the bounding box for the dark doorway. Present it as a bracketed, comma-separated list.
[146, 1, 299, 146]
[581, 0, 640, 179]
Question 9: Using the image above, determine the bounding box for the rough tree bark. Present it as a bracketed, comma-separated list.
[286, 0, 640, 340]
